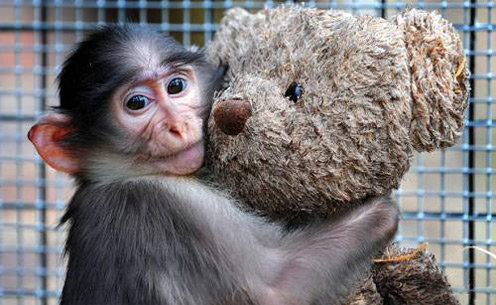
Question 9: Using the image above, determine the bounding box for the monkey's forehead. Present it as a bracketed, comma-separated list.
[58, 25, 206, 109]
[100, 30, 205, 83]
[109, 51, 204, 93]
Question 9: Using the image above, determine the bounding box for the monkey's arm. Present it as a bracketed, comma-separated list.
[171, 178, 398, 305]
[262, 197, 399, 305]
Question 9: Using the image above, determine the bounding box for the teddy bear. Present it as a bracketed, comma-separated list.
[204, 6, 469, 305]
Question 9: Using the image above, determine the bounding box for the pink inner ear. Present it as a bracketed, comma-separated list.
[28, 119, 80, 174]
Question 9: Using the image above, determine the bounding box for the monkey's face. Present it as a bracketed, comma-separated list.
[28, 25, 217, 181]
[110, 64, 206, 176]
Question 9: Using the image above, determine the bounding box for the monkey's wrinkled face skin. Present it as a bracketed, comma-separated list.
[111, 64, 205, 176]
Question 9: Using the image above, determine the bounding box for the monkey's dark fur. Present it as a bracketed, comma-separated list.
[54, 25, 399, 305]
[61, 179, 244, 305]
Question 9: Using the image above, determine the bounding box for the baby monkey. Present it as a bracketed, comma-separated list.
[28, 25, 399, 305]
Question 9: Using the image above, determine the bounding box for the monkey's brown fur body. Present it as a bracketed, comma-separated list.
[205, 6, 468, 304]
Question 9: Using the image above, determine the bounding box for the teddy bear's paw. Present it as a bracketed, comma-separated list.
[372, 243, 461, 305]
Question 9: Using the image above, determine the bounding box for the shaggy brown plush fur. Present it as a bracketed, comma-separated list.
[206, 6, 468, 222]
[372, 245, 460, 305]
[337, 244, 461, 305]
[336, 244, 461, 305]
[205, 6, 468, 304]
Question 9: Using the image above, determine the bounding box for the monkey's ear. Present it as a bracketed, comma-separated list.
[28, 113, 80, 174]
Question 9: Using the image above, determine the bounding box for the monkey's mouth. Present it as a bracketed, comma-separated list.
[145, 141, 202, 161]
[171, 141, 204, 161]
[143, 141, 205, 175]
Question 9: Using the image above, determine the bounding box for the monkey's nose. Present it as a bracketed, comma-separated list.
[213, 99, 252, 136]
[168, 125, 182, 139]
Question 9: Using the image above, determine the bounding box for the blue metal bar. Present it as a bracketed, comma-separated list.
[1, 1, 495, 9]
[484, 4, 494, 303]
[36, 3, 49, 304]
[467, 2, 476, 302]
[0, 22, 493, 32]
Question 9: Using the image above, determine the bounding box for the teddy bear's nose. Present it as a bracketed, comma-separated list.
[213, 98, 252, 136]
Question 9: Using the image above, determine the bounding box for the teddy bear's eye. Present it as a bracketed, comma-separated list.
[284, 82, 303, 103]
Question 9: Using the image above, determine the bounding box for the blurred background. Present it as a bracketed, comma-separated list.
[0, 0, 494, 304]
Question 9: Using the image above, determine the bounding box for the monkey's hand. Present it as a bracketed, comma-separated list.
[265, 196, 399, 305]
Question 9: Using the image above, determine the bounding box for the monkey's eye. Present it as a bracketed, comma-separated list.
[126, 95, 150, 111]
[284, 82, 303, 103]
[167, 78, 187, 95]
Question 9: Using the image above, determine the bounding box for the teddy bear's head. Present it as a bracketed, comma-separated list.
[205, 7, 469, 222]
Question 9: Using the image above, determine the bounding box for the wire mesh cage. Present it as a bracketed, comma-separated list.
[0, 0, 494, 304]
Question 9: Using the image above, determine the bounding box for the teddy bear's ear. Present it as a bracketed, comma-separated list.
[205, 8, 264, 66]
[393, 9, 469, 152]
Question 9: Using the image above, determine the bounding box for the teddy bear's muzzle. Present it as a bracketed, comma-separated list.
[213, 98, 252, 136]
